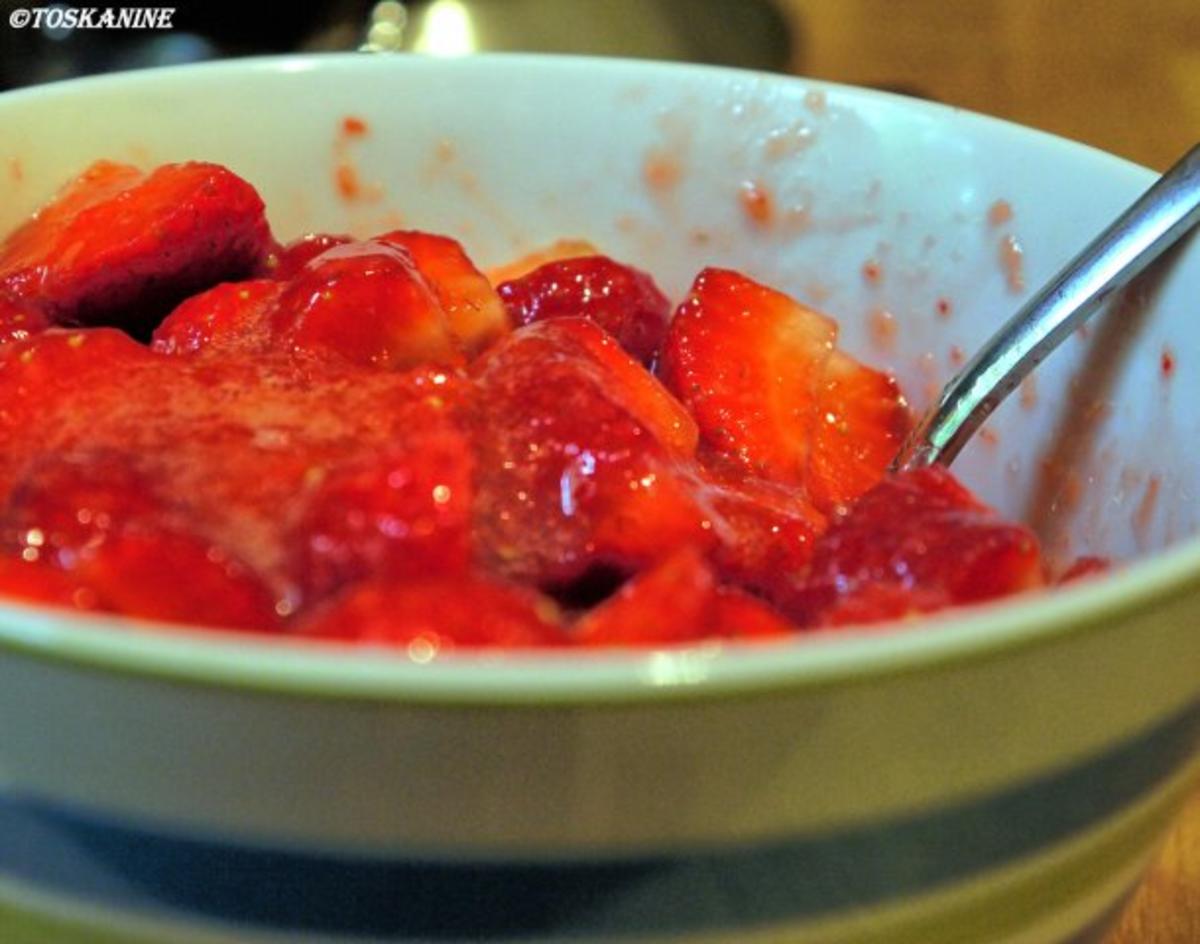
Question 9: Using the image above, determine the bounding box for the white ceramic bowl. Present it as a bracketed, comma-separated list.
[0, 54, 1197, 944]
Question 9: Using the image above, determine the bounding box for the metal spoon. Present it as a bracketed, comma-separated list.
[893, 142, 1200, 472]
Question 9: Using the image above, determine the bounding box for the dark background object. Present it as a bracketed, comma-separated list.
[0, 0, 792, 90]
[0, 1, 367, 88]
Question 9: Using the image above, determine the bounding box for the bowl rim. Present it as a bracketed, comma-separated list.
[0, 51, 1193, 706]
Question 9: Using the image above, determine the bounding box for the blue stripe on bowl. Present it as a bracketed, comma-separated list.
[1, 697, 1197, 940]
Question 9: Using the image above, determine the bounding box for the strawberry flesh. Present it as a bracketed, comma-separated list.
[697, 463, 826, 610]
[709, 587, 796, 640]
[485, 239, 599, 286]
[528, 318, 697, 457]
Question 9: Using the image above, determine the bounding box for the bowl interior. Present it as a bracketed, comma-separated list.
[0, 53, 1197, 683]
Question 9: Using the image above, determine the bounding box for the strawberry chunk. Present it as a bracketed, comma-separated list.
[471, 321, 711, 588]
[659, 268, 909, 513]
[0, 161, 272, 337]
[151, 280, 284, 357]
[160, 234, 507, 362]
[380, 231, 509, 356]
[0, 452, 280, 631]
[0, 327, 478, 596]
[574, 547, 716, 646]
[272, 239, 462, 369]
[790, 467, 1045, 628]
[497, 255, 671, 364]
[294, 575, 564, 650]
[292, 425, 474, 602]
[575, 547, 798, 646]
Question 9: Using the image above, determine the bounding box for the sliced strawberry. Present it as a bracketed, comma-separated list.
[1, 161, 143, 263]
[659, 268, 909, 513]
[497, 255, 671, 364]
[574, 547, 716, 646]
[0, 161, 272, 337]
[471, 322, 711, 588]
[660, 268, 837, 482]
[272, 239, 461, 370]
[292, 425, 474, 602]
[294, 574, 564, 650]
[808, 350, 911, 512]
[151, 280, 284, 357]
[263, 233, 353, 280]
[380, 230, 510, 356]
[484, 239, 599, 286]
[789, 467, 1045, 628]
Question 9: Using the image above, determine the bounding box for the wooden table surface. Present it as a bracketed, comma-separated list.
[778, 0, 1199, 172]
[774, 2, 1199, 939]
[1103, 787, 1200, 943]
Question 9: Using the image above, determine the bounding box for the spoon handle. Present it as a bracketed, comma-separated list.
[893, 142, 1200, 472]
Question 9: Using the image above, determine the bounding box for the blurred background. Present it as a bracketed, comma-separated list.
[0, 0, 1196, 170]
